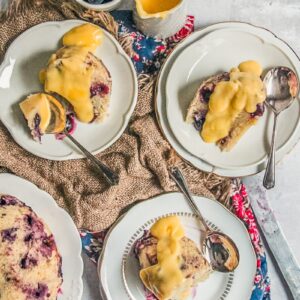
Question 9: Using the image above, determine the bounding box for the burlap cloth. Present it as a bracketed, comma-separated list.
[0, 0, 231, 231]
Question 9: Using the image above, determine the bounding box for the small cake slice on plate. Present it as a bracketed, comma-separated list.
[19, 93, 66, 142]
[0, 194, 62, 300]
[41, 23, 112, 123]
[134, 216, 211, 300]
[186, 60, 266, 151]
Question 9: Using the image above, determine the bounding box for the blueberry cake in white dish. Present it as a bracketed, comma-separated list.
[186, 60, 266, 151]
[0, 194, 63, 300]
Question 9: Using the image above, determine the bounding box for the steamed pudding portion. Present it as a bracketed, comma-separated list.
[19, 23, 112, 142]
[40, 23, 112, 123]
[186, 60, 266, 151]
[134, 216, 211, 300]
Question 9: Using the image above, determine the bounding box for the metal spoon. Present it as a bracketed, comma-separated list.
[46, 111, 119, 185]
[263, 67, 299, 189]
[170, 167, 239, 273]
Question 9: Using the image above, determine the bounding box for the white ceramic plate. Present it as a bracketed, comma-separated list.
[155, 22, 300, 176]
[0, 20, 138, 160]
[166, 27, 300, 169]
[98, 193, 256, 300]
[0, 173, 83, 300]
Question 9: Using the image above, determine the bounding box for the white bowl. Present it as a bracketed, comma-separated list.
[133, 0, 187, 38]
[75, 0, 122, 11]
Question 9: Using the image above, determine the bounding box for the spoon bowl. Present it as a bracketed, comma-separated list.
[264, 66, 299, 113]
[206, 231, 240, 273]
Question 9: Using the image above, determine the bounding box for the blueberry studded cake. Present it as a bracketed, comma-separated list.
[20, 23, 112, 142]
[186, 60, 266, 151]
[134, 216, 211, 300]
[40, 23, 112, 124]
[0, 194, 63, 300]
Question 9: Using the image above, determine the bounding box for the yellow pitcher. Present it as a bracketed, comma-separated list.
[133, 0, 187, 38]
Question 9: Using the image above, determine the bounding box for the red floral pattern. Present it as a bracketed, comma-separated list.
[231, 180, 270, 299]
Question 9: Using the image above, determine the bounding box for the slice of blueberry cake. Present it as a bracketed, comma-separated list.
[134, 231, 211, 300]
[0, 195, 63, 300]
[43, 46, 112, 124]
[186, 61, 266, 151]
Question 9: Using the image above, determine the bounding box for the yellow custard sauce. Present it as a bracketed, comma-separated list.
[136, 0, 182, 18]
[41, 23, 103, 123]
[63, 23, 104, 51]
[201, 60, 266, 143]
[140, 216, 185, 300]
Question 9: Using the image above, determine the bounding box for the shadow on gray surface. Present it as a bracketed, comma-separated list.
[82, 252, 101, 300]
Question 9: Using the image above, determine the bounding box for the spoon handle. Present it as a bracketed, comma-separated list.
[263, 113, 278, 189]
[64, 131, 119, 186]
[169, 167, 210, 232]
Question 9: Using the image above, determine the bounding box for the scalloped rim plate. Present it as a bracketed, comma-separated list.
[155, 22, 300, 177]
[97, 192, 256, 300]
[0, 20, 138, 161]
[0, 173, 83, 300]
[165, 27, 300, 169]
